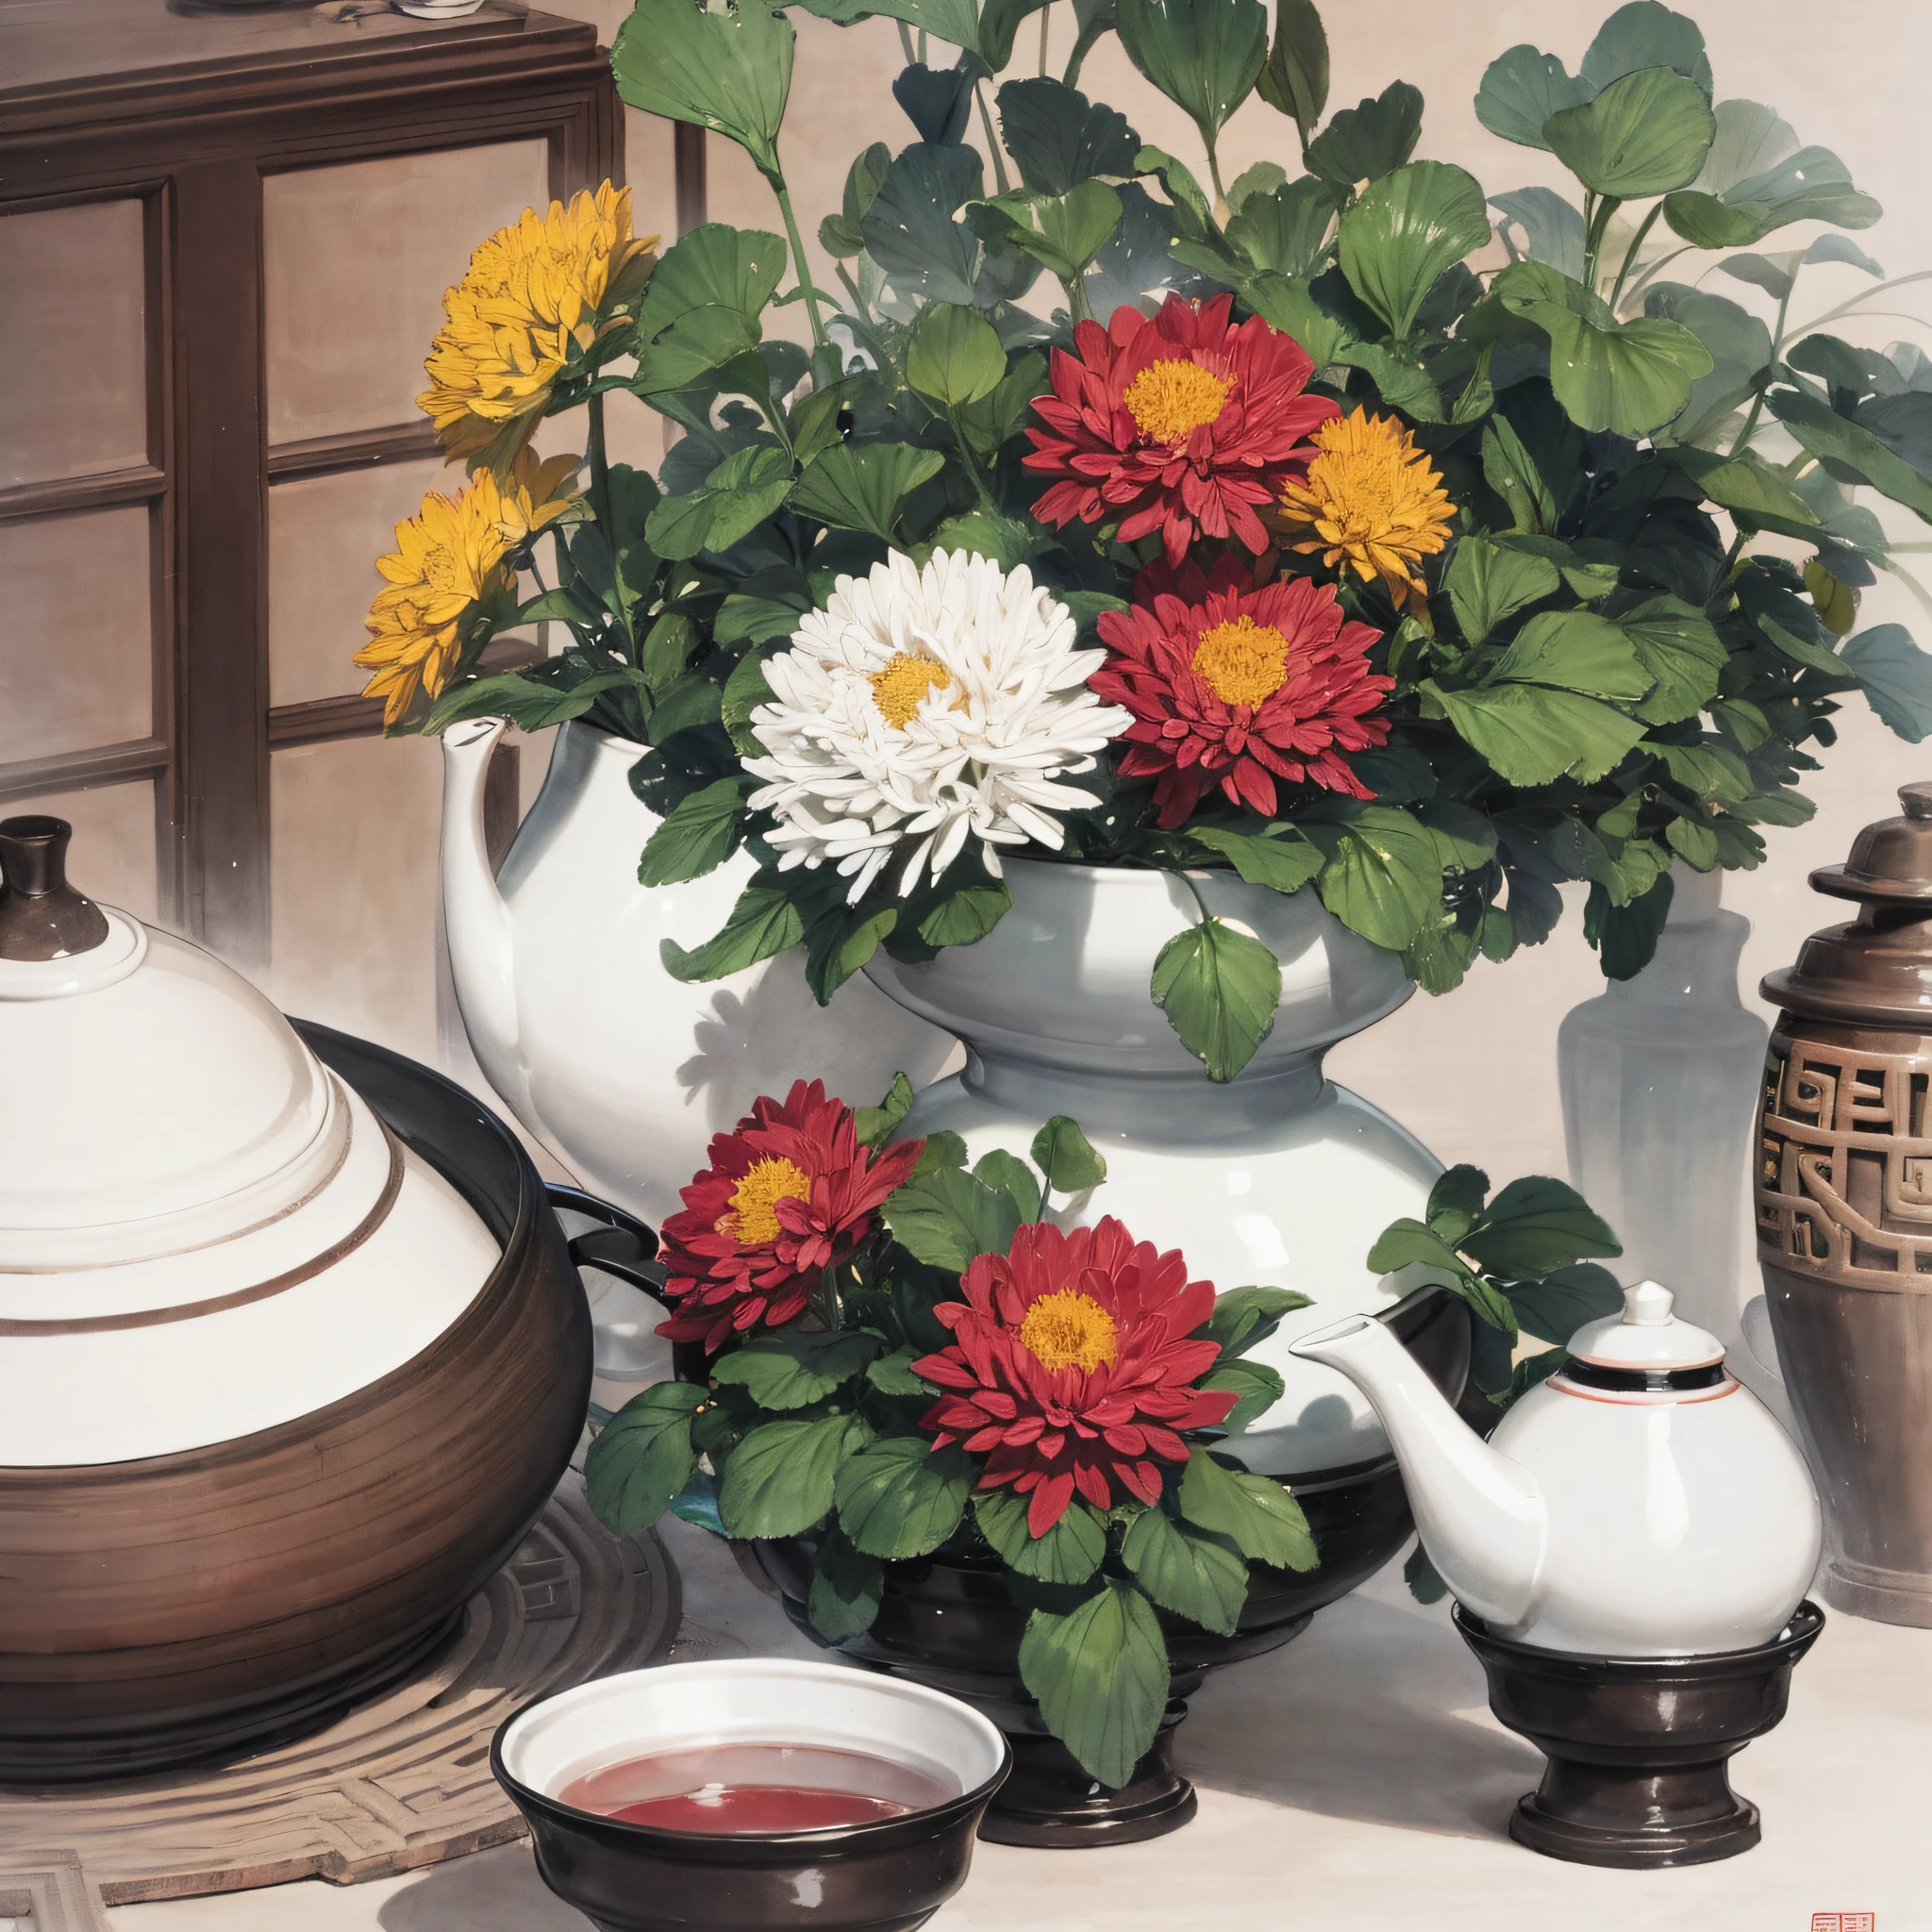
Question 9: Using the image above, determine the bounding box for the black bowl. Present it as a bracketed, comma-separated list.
[491, 1658, 1011, 1932]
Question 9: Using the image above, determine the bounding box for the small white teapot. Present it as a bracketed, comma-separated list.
[1291, 1281, 1822, 1656]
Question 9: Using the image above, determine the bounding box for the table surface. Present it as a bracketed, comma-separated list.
[98, 1508, 1930, 1932]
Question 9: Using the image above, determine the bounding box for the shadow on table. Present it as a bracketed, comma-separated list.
[378, 1842, 587, 1931]
[1178, 1563, 1541, 1841]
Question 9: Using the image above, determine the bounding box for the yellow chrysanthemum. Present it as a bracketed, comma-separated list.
[357, 450, 582, 728]
[1274, 410, 1455, 617]
[418, 181, 658, 469]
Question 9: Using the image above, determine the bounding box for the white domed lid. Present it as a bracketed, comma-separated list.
[0, 818, 346, 1270]
[1567, 1279, 1726, 1372]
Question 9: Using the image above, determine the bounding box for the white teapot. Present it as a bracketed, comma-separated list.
[1291, 1280, 1822, 1656]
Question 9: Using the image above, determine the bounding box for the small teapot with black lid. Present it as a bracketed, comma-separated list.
[1289, 1280, 1821, 1656]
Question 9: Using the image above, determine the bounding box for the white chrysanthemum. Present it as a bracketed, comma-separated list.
[745, 548, 1131, 904]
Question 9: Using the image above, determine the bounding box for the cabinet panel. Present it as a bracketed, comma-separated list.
[0, 506, 154, 762]
[3, 778, 159, 925]
[262, 141, 552, 447]
[0, 197, 149, 490]
[267, 457, 452, 708]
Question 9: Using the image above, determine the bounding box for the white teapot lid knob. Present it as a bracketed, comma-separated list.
[1623, 1279, 1674, 1327]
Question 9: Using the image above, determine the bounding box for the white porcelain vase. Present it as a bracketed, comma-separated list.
[863, 858, 1444, 1480]
[440, 719, 957, 1225]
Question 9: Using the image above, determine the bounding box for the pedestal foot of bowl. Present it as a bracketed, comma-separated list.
[1455, 1601, 1824, 1870]
[974, 1707, 1197, 1848]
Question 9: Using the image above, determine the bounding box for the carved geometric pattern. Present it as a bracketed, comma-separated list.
[0, 1474, 677, 1907]
[1757, 1035, 1932, 1282]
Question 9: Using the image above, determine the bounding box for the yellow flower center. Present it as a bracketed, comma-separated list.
[1191, 616, 1291, 709]
[718, 1156, 810, 1245]
[869, 652, 953, 728]
[1018, 1290, 1120, 1374]
[1124, 357, 1233, 443]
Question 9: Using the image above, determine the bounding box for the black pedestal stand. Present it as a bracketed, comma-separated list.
[1455, 1602, 1824, 1869]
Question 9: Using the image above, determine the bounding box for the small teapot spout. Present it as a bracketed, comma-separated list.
[1290, 1313, 1545, 1627]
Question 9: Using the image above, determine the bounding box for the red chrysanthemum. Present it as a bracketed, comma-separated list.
[656, 1080, 923, 1352]
[1091, 556, 1392, 826]
[1024, 292, 1339, 566]
[911, 1217, 1236, 1536]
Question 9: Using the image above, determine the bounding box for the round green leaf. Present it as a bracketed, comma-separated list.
[719, 1413, 870, 1539]
[1115, 0, 1268, 147]
[1338, 160, 1490, 344]
[1543, 66, 1714, 198]
[1474, 43, 1586, 152]
[611, 0, 793, 180]
[907, 303, 1008, 408]
[833, 1438, 971, 1559]
[1018, 1580, 1170, 1790]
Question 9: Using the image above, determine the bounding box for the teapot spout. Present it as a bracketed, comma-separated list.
[440, 719, 529, 1114]
[1289, 1312, 1545, 1628]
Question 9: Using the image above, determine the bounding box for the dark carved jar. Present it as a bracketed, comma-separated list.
[1757, 780, 1932, 1624]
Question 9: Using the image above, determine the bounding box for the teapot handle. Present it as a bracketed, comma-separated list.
[544, 1183, 672, 1307]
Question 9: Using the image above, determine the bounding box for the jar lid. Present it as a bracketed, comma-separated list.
[0, 818, 346, 1270]
[1761, 783, 1932, 1029]
[1567, 1280, 1725, 1373]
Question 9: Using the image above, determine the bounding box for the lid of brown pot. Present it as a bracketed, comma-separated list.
[1761, 783, 1932, 1029]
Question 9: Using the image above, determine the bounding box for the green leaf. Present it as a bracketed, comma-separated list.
[1176, 1448, 1318, 1572]
[1488, 1346, 1570, 1410]
[711, 1331, 881, 1409]
[833, 1437, 972, 1559]
[1445, 536, 1559, 645]
[1404, 1540, 1448, 1602]
[1199, 1357, 1285, 1430]
[974, 1147, 1043, 1223]
[884, 1163, 1025, 1272]
[1478, 415, 1559, 536]
[611, 0, 793, 179]
[719, 1413, 871, 1540]
[1507, 1260, 1625, 1344]
[1489, 608, 1652, 702]
[821, 143, 892, 258]
[906, 301, 1008, 408]
[1586, 870, 1674, 979]
[791, 442, 946, 542]
[912, 1130, 970, 1174]
[637, 223, 790, 337]
[1205, 1283, 1313, 1358]
[1121, 1509, 1249, 1635]
[1338, 160, 1490, 343]
[1305, 806, 1444, 952]
[974, 1490, 1108, 1584]
[863, 142, 984, 306]
[1660, 190, 1773, 250]
[1425, 1163, 1490, 1241]
[1114, 0, 1269, 150]
[801, 898, 898, 1005]
[808, 1532, 884, 1641]
[1543, 66, 1713, 198]
[978, 182, 1124, 283]
[917, 878, 1013, 946]
[1186, 824, 1324, 892]
[585, 1382, 705, 1535]
[1429, 684, 1646, 788]
[1769, 391, 1932, 522]
[1304, 79, 1424, 185]
[866, 1347, 937, 1396]
[1018, 1580, 1170, 1790]
[1842, 624, 1932, 741]
[632, 308, 763, 396]
[1243, 272, 1352, 366]
[996, 78, 1142, 195]
[1225, 175, 1346, 278]
[1365, 1216, 1474, 1281]
[1579, 5, 1711, 95]
[641, 610, 701, 691]
[1474, 44, 1586, 151]
[645, 444, 793, 562]
[1615, 596, 1725, 725]
[661, 874, 803, 982]
[1461, 1175, 1622, 1275]
[1030, 1116, 1108, 1193]
[1255, 0, 1327, 145]
[854, 1071, 916, 1150]
[1149, 917, 1282, 1084]
[1670, 447, 1819, 531]
[637, 777, 745, 886]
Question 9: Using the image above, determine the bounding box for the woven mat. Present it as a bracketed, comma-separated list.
[0, 1473, 677, 1909]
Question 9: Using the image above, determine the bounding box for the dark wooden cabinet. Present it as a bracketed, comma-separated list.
[0, 0, 621, 966]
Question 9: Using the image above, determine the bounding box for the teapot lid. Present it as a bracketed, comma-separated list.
[1567, 1280, 1725, 1374]
[0, 818, 346, 1269]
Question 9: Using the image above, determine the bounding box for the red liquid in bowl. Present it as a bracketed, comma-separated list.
[556, 1743, 960, 1835]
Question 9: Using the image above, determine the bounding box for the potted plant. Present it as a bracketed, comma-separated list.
[582, 1073, 1620, 1840]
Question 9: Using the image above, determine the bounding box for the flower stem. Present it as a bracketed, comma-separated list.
[1205, 133, 1227, 213]
[1607, 201, 1662, 314]
[1038, 0, 1050, 75]
[946, 404, 998, 511]
[588, 389, 611, 537]
[772, 168, 828, 349]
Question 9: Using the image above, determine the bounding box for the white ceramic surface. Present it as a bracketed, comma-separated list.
[862, 859, 1442, 1478]
[1291, 1282, 1824, 1656]
[0, 899, 500, 1466]
[499, 1658, 1007, 1806]
[441, 719, 956, 1225]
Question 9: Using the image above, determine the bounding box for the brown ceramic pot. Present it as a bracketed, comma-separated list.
[0, 1023, 592, 1781]
[1757, 781, 1932, 1625]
